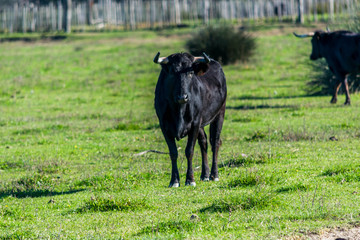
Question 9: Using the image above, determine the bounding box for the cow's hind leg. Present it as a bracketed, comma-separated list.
[209, 105, 225, 181]
[330, 80, 342, 104]
[198, 127, 210, 181]
[164, 135, 180, 188]
[185, 127, 200, 186]
[343, 75, 351, 105]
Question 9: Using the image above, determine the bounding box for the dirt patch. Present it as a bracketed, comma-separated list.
[287, 226, 360, 240]
[245, 23, 328, 37]
[307, 227, 360, 240]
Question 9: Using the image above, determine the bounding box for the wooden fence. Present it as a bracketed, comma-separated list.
[0, 0, 359, 33]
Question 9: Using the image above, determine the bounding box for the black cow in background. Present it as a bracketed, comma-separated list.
[154, 52, 227, 187]
[294, 30, 360, 105]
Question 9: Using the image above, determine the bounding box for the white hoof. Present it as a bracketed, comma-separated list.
[202, 178, 210, 181]
[169, 182, 179, 188]
[186, 182, 196, 187]
[213, 178, 219, 182]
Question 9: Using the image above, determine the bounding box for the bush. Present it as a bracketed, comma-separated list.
[307, 60, 360, 96]
[185, 25, 256, 65]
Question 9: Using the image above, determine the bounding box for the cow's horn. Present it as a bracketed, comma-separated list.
[153, 52, 169, 64]
[293, 32, 315, 38]
[326, 26, 331, 32]
[194, 52, 211, 63]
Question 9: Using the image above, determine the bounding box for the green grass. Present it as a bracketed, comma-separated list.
[1, 23, 360, 239]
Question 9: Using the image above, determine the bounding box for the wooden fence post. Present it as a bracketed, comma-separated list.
[63, 0, 72, 33]
[204, 0, 209, 24]
[87, 0, 93, 25]
[129, 0, 136, 30]
[22, 3, 27, 33]
[57, 0, 62, 31]
[329, 0, 334, 21]
[174, 0, 181, 25]
[1, 0, 360, 33]
[297, 0, 304, 23]
[313, 0, 317, 22]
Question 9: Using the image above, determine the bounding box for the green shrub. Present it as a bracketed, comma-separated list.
[307, 60, 360, 96]
[185, 25, 256, 65]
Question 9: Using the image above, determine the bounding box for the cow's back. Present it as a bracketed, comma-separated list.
[197, 60, 227, 127]
[326, 32, 360, 73]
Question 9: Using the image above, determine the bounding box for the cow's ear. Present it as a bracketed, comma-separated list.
[315, 31, 327, 41]
[314, 32, 321, 40]
[193, 62, 209, 76]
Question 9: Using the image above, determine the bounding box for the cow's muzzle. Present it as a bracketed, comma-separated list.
[177, 94, 189, 104]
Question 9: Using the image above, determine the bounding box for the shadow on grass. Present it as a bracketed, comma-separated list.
[0, 189, 85, 199]
[0, 35, 67, 43]
[231, 94, 311, 101]
[76, 195, 149, 213]
[226, 104, 299, 110]
[200, 191, 275, 213]
[219, 153, 268, 168]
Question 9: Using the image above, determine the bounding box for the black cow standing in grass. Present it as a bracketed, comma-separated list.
[294, 30, 360, 105]
[153, 52, 227, 187]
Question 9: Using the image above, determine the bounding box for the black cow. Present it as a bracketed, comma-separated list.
[153, 52, 227, 187]
[294, 30, 360, 105]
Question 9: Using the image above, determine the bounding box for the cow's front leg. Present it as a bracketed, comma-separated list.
[164, 135, 180, 188]
[185, 127, 200, 186]
[343, 75, 351, 105]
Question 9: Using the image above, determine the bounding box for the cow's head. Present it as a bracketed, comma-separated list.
[154, 52, 210, 105]
[293, 31, 325, 60]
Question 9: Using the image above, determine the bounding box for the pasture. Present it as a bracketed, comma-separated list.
[1, 24, 360, 239]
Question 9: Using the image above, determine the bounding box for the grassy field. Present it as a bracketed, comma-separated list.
[1, 24, 360, 239]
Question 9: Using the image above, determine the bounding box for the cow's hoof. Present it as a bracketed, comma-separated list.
[201, 177, 210, 181]
[344, 101, 351, 105]
[213, 178, 219, 182]
[169, 182, 179, 188]
[330, 98, 337, 104]
[185, 181, 196, 187]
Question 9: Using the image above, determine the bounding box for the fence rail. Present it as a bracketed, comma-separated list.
[0, 0, 359, 33]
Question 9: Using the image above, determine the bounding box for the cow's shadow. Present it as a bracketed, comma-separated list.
[226, 104, 298, 110]
[231, 94, 311, 101]
[227, 94, 312, 110]
[0, 189, 85, 199]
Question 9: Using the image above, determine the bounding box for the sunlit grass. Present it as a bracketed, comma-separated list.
[1, 23, 360, 239]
